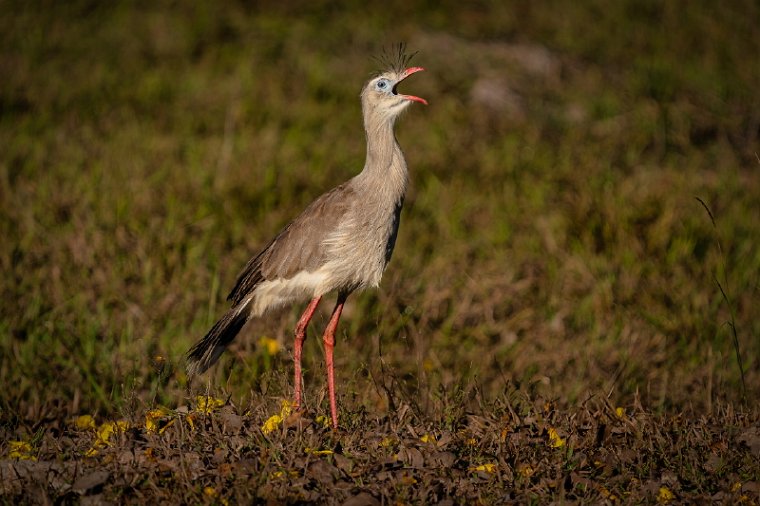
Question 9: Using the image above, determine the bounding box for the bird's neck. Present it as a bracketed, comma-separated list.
[358, 117, 408, 202]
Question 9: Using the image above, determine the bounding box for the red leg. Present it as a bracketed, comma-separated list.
[293, 296, 321, 409]
[322, 292, 348, 429]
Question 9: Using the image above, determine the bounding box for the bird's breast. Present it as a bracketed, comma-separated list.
[322, 197, 404, 291]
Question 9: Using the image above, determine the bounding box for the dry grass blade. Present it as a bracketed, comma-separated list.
[696, 196, 747, 402]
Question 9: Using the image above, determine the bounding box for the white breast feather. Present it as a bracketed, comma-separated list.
[247, 268, 333, 317]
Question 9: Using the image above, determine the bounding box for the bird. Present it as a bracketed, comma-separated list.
[186, 49, 426, 430]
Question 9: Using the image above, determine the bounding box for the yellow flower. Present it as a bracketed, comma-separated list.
[657, 486, 675, 503]
[261, 414, 283, 435]
[420, 433, 435, 444]
[145, 408, 174, 434]
[731, 482, 742, 492]
[400, 474, 417, 485]
[204, 485, 229, 504]
[599, 486, 618, 502]
[469, 463, 497, 473]
[517, 464, 534, 478]
[8, 441, 36, 461]
[258, 336, 281, 355]
[145, 411, 160, 433]
[615, 407, 625, 418]
[185, 412, 200, 430]
[599, 486, 610, 496]
[195, 395, 225, 414]
[305, 447, 334, 456]
[97, 420, 129, 445]
[547, 427, 566, 448]
[97, 423, 115, 443]
[315, 415, 331, 428]
[86, 419, 129, 456]
[261, 400, 293, 435]
[270, 470, 299, 479]
[74, 414, 96, 430]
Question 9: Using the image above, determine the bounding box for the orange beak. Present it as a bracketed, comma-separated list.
[396, 67, 427, 105]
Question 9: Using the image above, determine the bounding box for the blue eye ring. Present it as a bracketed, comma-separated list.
[375, 79, 390, 91]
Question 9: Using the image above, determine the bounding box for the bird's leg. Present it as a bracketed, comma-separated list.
[322, 292, 348, 429]
[293, 296, 321, 410]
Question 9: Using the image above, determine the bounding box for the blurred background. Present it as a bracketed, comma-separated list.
[1, 0, 758, 424]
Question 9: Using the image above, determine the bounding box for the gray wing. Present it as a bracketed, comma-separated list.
[227, 183, 355, 305]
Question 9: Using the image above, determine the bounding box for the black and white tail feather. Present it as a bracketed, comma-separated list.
[186, 237, 270, 377]
[186, 299, 251, 377]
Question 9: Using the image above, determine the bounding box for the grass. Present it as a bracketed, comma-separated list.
[1, 0, 759, 502]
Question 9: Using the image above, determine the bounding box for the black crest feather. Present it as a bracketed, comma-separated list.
[373, 43, 418, 74]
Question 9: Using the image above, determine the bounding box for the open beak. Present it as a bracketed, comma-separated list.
[395, 67, 427, 105]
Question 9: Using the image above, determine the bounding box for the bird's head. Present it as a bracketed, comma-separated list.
[361, 66, 427, 124]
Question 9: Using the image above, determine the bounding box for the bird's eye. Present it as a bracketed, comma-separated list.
[375, 79, 389, 91]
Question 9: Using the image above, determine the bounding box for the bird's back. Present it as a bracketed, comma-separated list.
[228, 164, 406, 302]
[227, 182, 356, 305]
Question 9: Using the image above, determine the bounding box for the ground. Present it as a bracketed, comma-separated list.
[1, 0, 758, 503]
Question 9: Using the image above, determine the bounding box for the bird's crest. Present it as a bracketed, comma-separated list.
[373, 43, 418, 75]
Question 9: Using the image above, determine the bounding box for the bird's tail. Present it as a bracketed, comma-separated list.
[186, 301, 251, 377]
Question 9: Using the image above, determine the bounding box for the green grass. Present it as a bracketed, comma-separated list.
[2, 0, 758, 418]
[1, 0, 759, 500]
